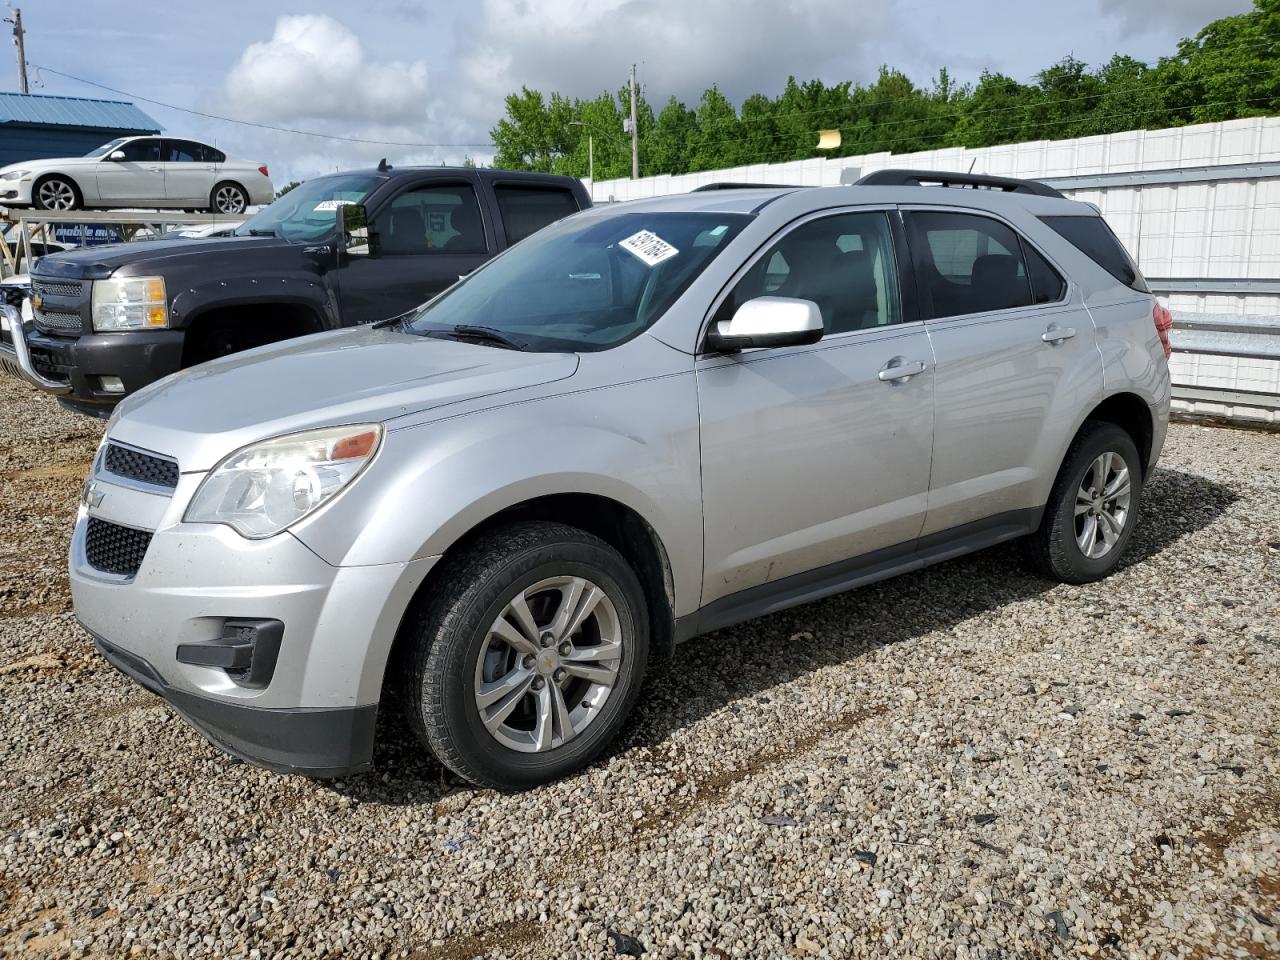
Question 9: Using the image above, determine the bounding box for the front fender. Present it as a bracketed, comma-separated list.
[290, 375, 705, 617]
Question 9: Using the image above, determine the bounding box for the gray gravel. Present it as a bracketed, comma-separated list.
[1, 373, 1277, 959]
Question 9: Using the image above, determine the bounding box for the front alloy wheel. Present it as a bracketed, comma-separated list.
[34, 177, 78, 211]
[402, 521, 649, 789]
[475, 576, 623, 752]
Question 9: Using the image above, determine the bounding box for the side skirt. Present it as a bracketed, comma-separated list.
[673, 506, 1042, 643]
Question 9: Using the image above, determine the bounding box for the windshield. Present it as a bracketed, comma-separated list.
[234, 174, 381, 242]
[405, 211, 750, 351]
[84, 138, 129, 158]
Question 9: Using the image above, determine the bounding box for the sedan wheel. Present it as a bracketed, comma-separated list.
[211, 183, 248, 214]
[34, 177, 79, 211]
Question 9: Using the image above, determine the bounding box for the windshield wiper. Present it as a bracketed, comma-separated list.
[246, 228, 277, 237]
[372, 310, 413, 330]
[445, 324, 528, 350]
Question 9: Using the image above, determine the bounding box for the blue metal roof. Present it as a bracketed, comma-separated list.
[0, 92, 160, 132]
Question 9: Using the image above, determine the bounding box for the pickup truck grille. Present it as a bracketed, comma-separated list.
[85, 517, 153, 578]
[32, 308, 83, 334]
[103, 443, 180, 489]
[33, 279, 83, 299]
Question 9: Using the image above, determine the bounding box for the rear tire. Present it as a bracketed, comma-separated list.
[1026, 421, 1142, 584]
[209, 182, 248, 214]
[401, 521, 649, 790]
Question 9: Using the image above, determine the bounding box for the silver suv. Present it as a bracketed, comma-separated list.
[65, 170, 1171, 789]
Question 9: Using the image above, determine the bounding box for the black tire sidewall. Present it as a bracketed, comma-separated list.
[422, 533, 648, 789]
[1049, 424, 1142, 581]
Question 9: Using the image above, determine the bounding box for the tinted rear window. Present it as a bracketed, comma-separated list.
[494, 186, 580, 244]
[1040, 215, 1148, 293]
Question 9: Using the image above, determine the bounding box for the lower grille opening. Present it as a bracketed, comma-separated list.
[85, 517, 153, 577]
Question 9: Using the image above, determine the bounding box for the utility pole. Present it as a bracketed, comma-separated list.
[7, 8, 28, 94]
[628, 63, 638, 180]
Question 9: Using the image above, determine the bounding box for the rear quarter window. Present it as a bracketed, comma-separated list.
[1040, 215, 1149, 293]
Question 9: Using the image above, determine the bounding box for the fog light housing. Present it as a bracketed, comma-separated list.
[96, 375, 125, 394]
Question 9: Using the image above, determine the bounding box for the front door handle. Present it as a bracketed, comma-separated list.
[1041, 325, 1076, 344]
[878, 358, 928, 382]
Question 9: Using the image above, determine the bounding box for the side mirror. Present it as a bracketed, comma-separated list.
[341, 203, 378, 256]
[107, 150, 126, 161]
[704, 296, 824, 352]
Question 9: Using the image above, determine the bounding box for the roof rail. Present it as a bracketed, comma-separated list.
[690, 182, 801, 192]
[855, 168, 1065, 199]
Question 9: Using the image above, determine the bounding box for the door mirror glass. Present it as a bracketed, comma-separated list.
[107, 150, 126, 161]
[342, 203, 377, 256]
[705, 296, 824, 352]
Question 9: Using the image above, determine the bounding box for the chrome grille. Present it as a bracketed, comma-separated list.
[85, 517, 153, 578]
[33, 308, 83, 333]
[103, 443, 179, 489]
[33, 279, 82, 298]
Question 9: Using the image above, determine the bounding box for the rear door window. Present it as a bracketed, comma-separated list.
[1040, 215, 1148, 292]
[1024, 244, 1066, 304]
[905, 211, 1034, 319]
[493, 185, 581, 244]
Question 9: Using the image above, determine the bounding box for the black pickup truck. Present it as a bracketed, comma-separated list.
[0, 166, 590, 416]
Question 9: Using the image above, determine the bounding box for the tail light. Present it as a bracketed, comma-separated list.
[1153, 302, 1173, 359]
[258, 165, 270, 178]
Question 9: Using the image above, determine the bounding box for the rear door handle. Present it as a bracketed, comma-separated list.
[1041, 325, 1076, 344]
[878, 358, 928, 382]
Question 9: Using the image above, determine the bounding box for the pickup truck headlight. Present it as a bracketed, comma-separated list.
[0, 169, 29, 181]
[91, 276, 168, 331]
[185, 424, 382, 539]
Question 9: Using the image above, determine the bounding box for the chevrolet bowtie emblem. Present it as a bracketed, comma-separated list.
[30, 293, 42, 312]
[83, 480, 104, 508]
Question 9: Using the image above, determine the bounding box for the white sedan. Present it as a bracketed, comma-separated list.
[0, 136, 274, 214]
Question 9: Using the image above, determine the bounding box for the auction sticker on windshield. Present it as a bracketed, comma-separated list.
[619, 230, 679, 267]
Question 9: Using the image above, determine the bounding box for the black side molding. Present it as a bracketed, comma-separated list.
[856, 169, 1066, 199]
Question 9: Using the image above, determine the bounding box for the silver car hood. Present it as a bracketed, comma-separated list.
[110, 326, 579, 471]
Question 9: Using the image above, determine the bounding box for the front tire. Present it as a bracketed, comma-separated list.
[210, 182, 248, 214]
[1026, 421, 1142, 584]
[401, 521, 650, 790]
[32, 175, 81, 211]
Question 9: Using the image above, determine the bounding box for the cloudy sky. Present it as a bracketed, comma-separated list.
[19, 0, 1252, 184]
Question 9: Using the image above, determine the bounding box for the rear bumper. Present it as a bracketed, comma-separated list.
[91, 631, 378, 776]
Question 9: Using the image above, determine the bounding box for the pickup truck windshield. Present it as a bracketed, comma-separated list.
[234, 174, 381, 243]
[405, 211, 750, 351]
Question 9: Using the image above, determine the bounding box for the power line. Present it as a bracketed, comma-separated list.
[31, 63, 496, 149]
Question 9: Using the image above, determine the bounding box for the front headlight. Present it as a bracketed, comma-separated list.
[91, 276, 168, 331]
[185, 424, 382, 539]
[0, 169, 29, 181]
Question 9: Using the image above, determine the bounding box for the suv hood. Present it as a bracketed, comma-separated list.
[34, 236, 286, 278]
[110, 326, 579, 471]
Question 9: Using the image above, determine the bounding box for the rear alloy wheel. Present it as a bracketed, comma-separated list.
[210, 182, 248, 214]
[1026, 421, 1142, 583]
[33, 176, 80, 211]
[402, 521, 649, 789]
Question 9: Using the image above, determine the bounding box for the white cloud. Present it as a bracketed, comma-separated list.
[1096, 0, 1253, 37]
[452, 0, 893, 121]
[222, 14, 430, 127]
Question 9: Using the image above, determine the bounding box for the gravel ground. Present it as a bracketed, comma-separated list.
[1, 373, 1277, 960]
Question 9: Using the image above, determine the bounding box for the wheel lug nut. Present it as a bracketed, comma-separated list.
[521, 654, 535, 669]
[558, 642, 572, 656]
[539, 632, 554, 648]
[532, 677, 545, 690]
[553, 668, 567, 683]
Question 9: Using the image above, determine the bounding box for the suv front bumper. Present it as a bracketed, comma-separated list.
[71, 464, 438, 776]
